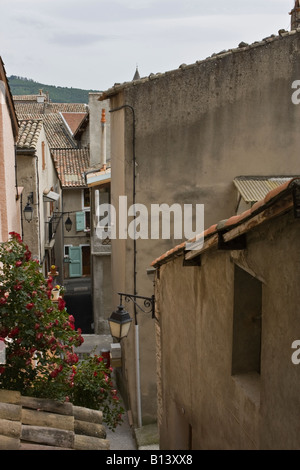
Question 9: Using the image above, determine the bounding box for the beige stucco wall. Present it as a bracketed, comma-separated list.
[0, 90, 21, 241]
[156, 210, 300, 450]
[17, 127, 62, 273]
[106, 32, 300, 426]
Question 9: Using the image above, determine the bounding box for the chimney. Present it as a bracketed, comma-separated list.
[290, 1, 300, 30]
[37, 89, 45, 103]
[100, 108, 106, 170]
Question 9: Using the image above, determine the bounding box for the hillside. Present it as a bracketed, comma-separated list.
[8, 75, 101, 104]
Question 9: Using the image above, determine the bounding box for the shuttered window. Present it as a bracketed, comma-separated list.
[76, 211, 85, 231]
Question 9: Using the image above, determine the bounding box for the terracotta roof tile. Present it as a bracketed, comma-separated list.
[17, 113, 77, 149]
[52, 148, 90, 188]
[61, 112, 88, 135]
[43, 114, 77, 149]
[17, 119, 43, 150]
[14, 97, 87, 149]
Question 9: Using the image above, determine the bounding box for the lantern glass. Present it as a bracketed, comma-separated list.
[108, 305, 132, 342]
[65, 216, 72, 232]
[24, 203, 33, 222]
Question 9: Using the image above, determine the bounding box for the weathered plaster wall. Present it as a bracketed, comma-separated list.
[17, 128, 62, 273]
[108, 32, 300, 426]
[156, 210, 300, 449]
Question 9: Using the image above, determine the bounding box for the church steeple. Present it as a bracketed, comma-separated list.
[290, 1, 300, 30]
[132, 66, 140, 81]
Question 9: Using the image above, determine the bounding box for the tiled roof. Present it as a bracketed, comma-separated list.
[43, 114, 77, 148]
[13, 93, 48, 102]
[14, 99, 88, 149]
[17, 119, 43, 150]
[14, 100, 87, 116]
[151, 177, 300, 267]
[49, 103, 88, 113]
[100, 29, 299, 100]
[14, 102, 45, 115]
[52, 148, 90, 188]
[60, 112, 88, 135]
[16, 113, 77, 149]
[233, 176, 295, 203]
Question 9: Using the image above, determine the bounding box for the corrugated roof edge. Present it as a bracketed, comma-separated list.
[151, 177, 300, 268]
[99, 28, 300, 101]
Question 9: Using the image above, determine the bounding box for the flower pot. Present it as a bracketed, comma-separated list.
[51, 290, 60, 301]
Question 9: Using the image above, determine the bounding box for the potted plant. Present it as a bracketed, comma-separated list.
[51, 285, 61, 301]
[59, 285, 66, 298]
[49, 265, 58, 276]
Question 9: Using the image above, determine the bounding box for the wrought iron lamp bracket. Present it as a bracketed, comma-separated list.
[118, 292, 157, 320]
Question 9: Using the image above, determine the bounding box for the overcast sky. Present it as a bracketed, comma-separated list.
[0, 0, 293, 92]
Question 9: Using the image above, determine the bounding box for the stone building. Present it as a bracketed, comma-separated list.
[100, 22, 300, 427]
[16, 119, 62, 275]
[151, 178, 300, 450]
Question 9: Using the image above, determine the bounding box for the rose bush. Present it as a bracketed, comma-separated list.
[0, 233, 123, 430]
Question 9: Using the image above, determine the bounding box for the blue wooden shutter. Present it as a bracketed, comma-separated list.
[76, 211, 85, 231]
[69, 246, 82, 278]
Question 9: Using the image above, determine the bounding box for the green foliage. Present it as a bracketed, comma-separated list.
[0, 233, 124, 431]
[8, 75, 100, 104]
[68, 354, 124, 430]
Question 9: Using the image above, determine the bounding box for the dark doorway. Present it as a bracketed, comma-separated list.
[64, 292, 93, 334]
[82, 245, 91, 276]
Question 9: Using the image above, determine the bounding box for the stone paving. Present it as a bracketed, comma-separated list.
[75, 335, 160, 451]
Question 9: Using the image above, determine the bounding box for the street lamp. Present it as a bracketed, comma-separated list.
[108, 303, 133, 341]
[64, 215, 72, 232]
[23, 194, 34, 222]
[108, 292, 156, 342]
[108, 291, 156, 428]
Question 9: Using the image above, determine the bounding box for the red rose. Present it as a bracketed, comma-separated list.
[26, 302, 34, 310]
[58, 297, 66, 311]
[8, 326, 19, 338]
[15, 260, 22, 267]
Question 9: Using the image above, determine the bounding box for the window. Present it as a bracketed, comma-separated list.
[83, 188, 90, 208]
[232, 265, 262, 375]
[76, 212, 85, 231]
[79, 189, 90, 231]
[64, 245, 72, 257]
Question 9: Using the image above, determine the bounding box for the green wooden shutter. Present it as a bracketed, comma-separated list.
[76, 211, 85, 231]
[69, 246, 82, 278]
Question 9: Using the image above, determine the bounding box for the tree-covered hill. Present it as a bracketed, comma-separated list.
[8, 75, 101, 103]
